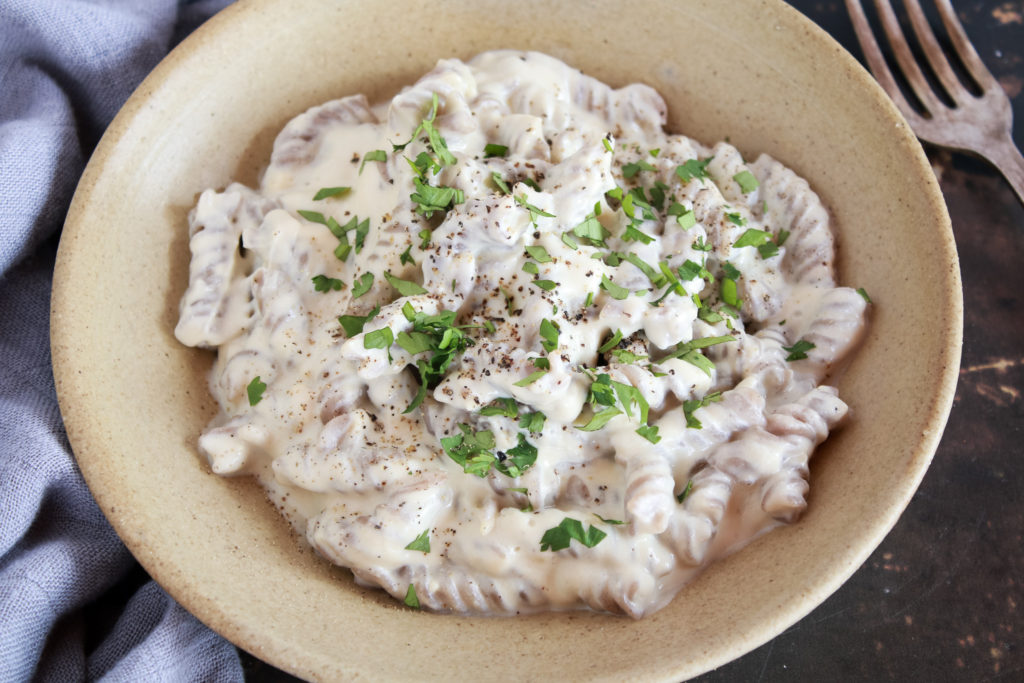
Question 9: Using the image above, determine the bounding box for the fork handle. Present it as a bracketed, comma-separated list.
[983, 134, 1024, 207]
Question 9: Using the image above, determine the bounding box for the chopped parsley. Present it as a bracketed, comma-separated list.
[351, 272, 374, 298]
[725, 211, 747, 227]
[539, 318, 559, 353]
[518, 410, 546, 434]
[524, 245, 552, 263]
[515, 194, 556, 226]
[675, 157, 713, 183]
[480, 398, 518, 418]
[733, 228, 772, 249]
[757, 241, 780, 259]
[732, 170, 760, 193]
[491, 171, 511, 195]
[404, 584, 420, 609]
[595, 514, 625, 525]
[635, 424, 661, 443]
[677, 259, 712, 282]
[483, 143, 508, 157]
[693, 235, 712, 252]
[311, 274, 344, 292]
[399, 306, 476, 413]
[514, 369, 547, 386]
[337, 304, 380, 337]
[599, 274, 628, 300]
[540, 517, 607, 552]
[720, 275, 741, 309]
[296, 209, 328, 225]
[363, 326, 394, 360]
[312, 186, 350, 201]
[411, 178, 464, 218]
[383, 271, 428, 296]
[857, 287, 872, 303]
[783, 339, 816, 361]
[571, 214, 608, 246]
[440, 425, 538, 478]
[405, 529, 431, 553]
[359, 149, 387, 174]
[578, 407, 621, 431]
[676, 479, 694, 503]
[666, 201, 697, 230]
[598, 329, 624, 354]
[532, 279, 557, 291]
[399, 244, 414, 265]
[246, 376, 266, 406]
[663, 335, 736, 376]
[622, 159, 656, 178]
[682, 391, 723, 429]
[499, 433, 539, 478]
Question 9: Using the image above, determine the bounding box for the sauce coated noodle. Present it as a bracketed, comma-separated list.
[176, 51, 867, 617]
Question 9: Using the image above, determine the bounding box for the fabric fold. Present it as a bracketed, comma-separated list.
[0, 1, 243, 681]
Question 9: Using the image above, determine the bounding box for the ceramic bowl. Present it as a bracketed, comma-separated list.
[51, 0, 961, 679]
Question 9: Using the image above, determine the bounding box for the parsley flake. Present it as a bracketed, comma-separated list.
[732, 170, 760, 193]
[491, 171, 511, 195]
[733, 228, 772, 249]
[399, 244, 415, 265]
[539, 318, 560, 353]
[383, 271, 428, 296]
[682, 392, 723, 429]
[480, 398, 518, 418]
[726, 211, 747, 227]
[518, 410, 546, 434]
[783, 339, 816, 361]
[515, 194, 555, 226]
[540, 517, 607, 552]
[599, 275, 628, 300]
[622, 160, 656, 178]
[404, 584, 420, 609]
[598, 329, 624, 354]
[676, 479, 694, 503]
[483, 143, 508, 157]
[351, 272, 374, 298]
[359, 149, 387, 174]
[525, 245, 552, 263]
[337, 304, 380, 337]
[313, 186, 350, 201]
[405, 529, 431, 553]
[675, 157, 713, 183]
[311, 274, 344, 292]
[514, 369, 547, 386]
[636, 424, 661, 443]
[246, 376, 266, 406]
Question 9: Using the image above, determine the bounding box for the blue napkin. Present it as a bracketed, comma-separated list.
[0, 1, 245, 680]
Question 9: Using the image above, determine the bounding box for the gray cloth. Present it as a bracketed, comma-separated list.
[0, 1, 245, 680]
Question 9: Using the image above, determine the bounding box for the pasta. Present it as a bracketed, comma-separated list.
[175, 51, 867, 617]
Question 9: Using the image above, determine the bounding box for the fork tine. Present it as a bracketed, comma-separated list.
[902, 0, 967, 104]
[872, 0, 945, 114]
[933, 0, 1000, 92]
[844, 0, 919, 120]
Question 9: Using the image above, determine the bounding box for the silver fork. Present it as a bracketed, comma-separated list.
[846, 0, 1024, 204]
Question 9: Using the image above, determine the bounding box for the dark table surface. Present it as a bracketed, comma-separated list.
[239, 1, 1024, 680]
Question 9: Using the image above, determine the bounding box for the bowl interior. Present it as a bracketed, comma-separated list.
[51, 0, 960, 680]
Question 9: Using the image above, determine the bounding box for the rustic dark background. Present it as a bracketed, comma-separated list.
[235, 1, 1024, 680]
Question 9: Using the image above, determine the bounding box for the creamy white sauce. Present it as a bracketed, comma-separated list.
[175, 51, 867, 617]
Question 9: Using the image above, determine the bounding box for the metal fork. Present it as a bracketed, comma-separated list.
[846, 0, 1024, 204]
